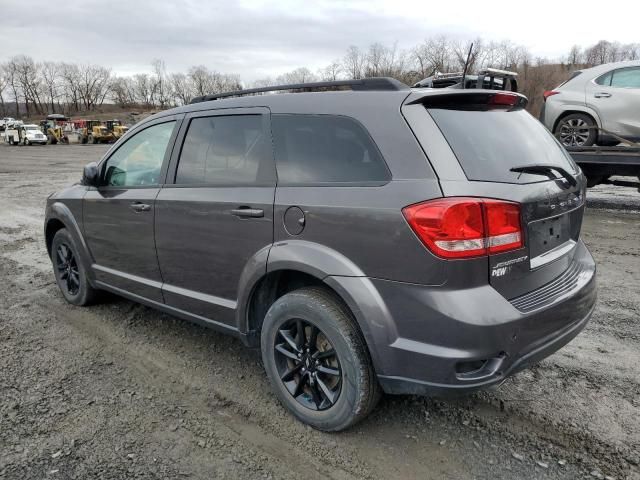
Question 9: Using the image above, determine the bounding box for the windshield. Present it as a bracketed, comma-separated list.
[428, 108, 578, 184]
[25, 126, 38, 130]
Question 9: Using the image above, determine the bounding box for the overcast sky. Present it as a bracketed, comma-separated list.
[2, 0, 637, 81]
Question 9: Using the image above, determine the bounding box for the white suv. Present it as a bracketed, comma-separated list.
[540, 60, 640, 146]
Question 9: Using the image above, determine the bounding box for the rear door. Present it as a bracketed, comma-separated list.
[587, 66, 640, 140]
[403, 92, 586, 299]
[155, 108, 276, 326]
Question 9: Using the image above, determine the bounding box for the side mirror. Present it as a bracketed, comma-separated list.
[82, 162, 100, 187]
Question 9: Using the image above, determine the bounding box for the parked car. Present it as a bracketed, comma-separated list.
[1, 117, 16, 131]
[21, 124, 48, 145]
[44, 78, 597, 431]
[541, 60, 640, 146]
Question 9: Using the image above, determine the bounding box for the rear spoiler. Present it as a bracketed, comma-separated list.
[406, 91, 528, 110]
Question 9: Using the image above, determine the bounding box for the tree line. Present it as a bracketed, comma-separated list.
[0, 38, 638, 118]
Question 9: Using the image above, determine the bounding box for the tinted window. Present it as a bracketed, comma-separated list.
[103, 121, 175, 187]
[595, 72, 612, 86]
[272, 114, 390, 185]
[175, 115, 272, 185]
[428, 108, 577, 184]
[611, 67, 640, 88]
[559, 71, 583, 87]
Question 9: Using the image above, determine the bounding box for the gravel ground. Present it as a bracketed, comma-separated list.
[1, 144, 639, 480]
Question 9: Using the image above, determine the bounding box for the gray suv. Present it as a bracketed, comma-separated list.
[45, 78, 597, 431]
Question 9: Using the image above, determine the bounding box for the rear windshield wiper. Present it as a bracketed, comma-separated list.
[510, 164, 577, 186]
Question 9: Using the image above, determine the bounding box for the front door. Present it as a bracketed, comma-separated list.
[83, 118, 180, 302]
[155, 108, 276, 326]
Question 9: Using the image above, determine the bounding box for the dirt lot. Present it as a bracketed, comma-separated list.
[1, 144, 638, 480]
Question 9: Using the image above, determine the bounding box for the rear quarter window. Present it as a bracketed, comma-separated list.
[271, 114, 390, 185]
[428, 108, 577, 184]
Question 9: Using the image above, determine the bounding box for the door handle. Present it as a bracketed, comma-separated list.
[594, 92, 611, 98]
[230, 207, 264, 218]
[130, 202, 151, 212]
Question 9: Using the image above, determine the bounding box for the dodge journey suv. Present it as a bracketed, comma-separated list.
[45, 78, 597, 431]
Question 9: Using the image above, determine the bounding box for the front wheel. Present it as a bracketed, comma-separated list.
[261, 287, 380, 431]
[51, 228, 98, 306]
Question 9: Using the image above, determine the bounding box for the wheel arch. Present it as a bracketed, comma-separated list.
[236, 241, 393, 375]
[552, 108, 602, 134]
[45, 202, 95, 284]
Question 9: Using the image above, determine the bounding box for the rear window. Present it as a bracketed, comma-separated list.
[428, 108, 577, 184]
[272, 114, 390, 185]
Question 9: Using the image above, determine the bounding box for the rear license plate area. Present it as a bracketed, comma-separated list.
[528, 214, 572, 259]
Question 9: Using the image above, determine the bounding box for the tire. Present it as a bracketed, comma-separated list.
[51, 228, 98, 306]
[554, 113, 597, 147]
[23, 138, 30, 146]
[261, 286, 380, 432]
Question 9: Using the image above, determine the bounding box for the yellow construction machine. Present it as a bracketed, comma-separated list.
[106, 119, 129, 140]
[40, 114, 69, 144]
[81, 120, 116, 144]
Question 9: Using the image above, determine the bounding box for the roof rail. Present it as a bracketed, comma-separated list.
[190, 77, 409, 103]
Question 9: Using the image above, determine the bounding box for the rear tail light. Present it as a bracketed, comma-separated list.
[488, 92, 519, 107]
[543, 90, 560, 101]
[402, 198, 523, 259]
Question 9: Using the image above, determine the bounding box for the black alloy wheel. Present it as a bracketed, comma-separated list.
[274, 318, 342, 411]
[55, 242, 80, 296]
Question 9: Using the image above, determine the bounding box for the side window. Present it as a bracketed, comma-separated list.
[272, 114, 390, 185]
[175, 115, 273, 185]
[102, 121, 175, 187]
[610, 67, 640, 88]
[595, 72, 612, 86]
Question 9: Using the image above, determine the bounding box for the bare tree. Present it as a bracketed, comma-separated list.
[0, 63, 9, 116]
[343, 46, 365, 79]
[169, 72, 193, 105]
[110, 76, 136, 107]
[59, 63, 81, 112]
[76, 64, 111, 111]
[567, 45, 583, 65]
[40, 61, 61, 113]
[151, 59, 170, 108]
[319, 61, 342, 81]
[276, 67, 316, 84]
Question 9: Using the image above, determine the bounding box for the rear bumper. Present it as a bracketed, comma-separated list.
[370, 240, 597, 396]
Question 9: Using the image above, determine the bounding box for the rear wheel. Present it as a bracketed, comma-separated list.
[51, 228, 98, 306]
[555, 113, 597, 147]
[261, 287, 380, 431]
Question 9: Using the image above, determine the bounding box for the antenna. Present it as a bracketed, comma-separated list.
[461, 43, 474, 90]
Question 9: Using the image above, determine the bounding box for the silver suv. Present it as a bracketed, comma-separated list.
[541, 60, 640, 146]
